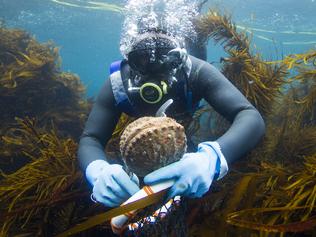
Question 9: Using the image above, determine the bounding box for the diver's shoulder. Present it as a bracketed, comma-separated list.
[188, 55, 211, 68]
[188, 55, 215, 72]
[188, 55, 205, 64]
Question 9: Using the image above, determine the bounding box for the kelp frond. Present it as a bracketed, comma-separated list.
[0, 26, 59, 89]
[0, 25, 91, 167]
[226, 207, 316, 233]
[222, 49, 288, 116]
[295, 83, 315, 123]
[196, 10, 249, 51]
[226, 154, 316, 234]
[195, 10, 288, 117]
[0, 24, 89, 128]
[281, 50, 316, 70]
[188, 11, 316, 235]
[0, 118, 87, 236]
[263, 69, 316, 162]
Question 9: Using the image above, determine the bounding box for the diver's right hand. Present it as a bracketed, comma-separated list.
[85, 160, 140, 207]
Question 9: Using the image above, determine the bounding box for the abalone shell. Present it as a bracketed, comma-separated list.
[119, 116, 187, 177]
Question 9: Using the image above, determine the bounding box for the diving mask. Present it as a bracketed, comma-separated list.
[128, 47, 188, 76]
[127, 47, 188, 104]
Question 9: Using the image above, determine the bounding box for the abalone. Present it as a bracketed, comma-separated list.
[120, 116, 187, 177]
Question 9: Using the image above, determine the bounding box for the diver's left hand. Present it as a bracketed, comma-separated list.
[144, 142, 220, 200]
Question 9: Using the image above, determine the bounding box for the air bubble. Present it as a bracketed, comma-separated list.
[120, 0, 200, 57]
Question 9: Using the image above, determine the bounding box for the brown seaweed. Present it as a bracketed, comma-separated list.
[0, 25, 91, 172]
[0, 8, 316, 237]
[181, 9, 316, 237]
[195, 10, 288, 117]
[0, 118, 88, 236]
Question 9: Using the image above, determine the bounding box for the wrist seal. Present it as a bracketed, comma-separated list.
[199, 141, 228, 180]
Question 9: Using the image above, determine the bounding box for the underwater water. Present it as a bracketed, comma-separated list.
[0, 1, 316, 236]
[1, 0, 315, 97]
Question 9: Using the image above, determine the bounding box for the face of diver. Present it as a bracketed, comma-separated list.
[127, 34, 187, 104]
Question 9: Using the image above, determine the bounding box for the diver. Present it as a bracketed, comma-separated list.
[77, 28, 265, 209]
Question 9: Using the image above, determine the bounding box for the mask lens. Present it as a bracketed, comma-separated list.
[128, 49, 151, 74]
[128, 48, 173, 75]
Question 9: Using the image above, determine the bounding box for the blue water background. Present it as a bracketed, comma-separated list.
[1, 0, 316, 97]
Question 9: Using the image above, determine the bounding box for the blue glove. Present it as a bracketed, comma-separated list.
[85, 160, 140, 207]
[144, 142, 228, 200]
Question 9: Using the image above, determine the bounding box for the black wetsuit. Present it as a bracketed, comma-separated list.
[78, 55, 265, 172]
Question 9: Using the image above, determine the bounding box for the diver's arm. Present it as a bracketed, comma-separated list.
[77, 78, 121, 171]
[144, 59, 265, 198]
[195, 62, 266, 164]
[78, 79, 140, 207]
